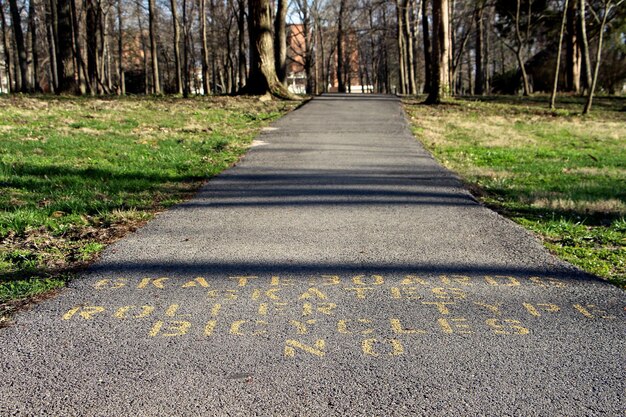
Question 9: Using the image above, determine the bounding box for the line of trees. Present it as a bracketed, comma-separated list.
[0, 0, 623, 106]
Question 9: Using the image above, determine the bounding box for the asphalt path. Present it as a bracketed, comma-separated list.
[1, 94, 624, 416]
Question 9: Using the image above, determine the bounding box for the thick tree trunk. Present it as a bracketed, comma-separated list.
[421, 0, 431, 93]
[565, 0, 580, 92]
[242, 0, 293, 97]
[148, 0, 160, 94]
[56, 0, 75, 93]
[396, 0, 406, 94]
[8, 0, 28, 91]
[550, 0, 568, 109]
[171, 0, 182, 94]
[274, 0, 287, 84]
[403, 0, 416, 95]
[182, 0, 189, 96]
[45, 0, 57, 92]
[426, 0, 449, 104]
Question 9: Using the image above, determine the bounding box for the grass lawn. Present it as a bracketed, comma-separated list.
[404, 95, 626, 288]
[0, 95, 299, 319]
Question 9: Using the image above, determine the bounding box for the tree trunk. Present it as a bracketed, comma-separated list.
[170, 0, 182, 94]
[396, 0, 406, 94]
[241, 0, 292, 97]
[8, 0, 28, 91]
[336, 0, 346, 93]
[86, 0, 98, 94]
[403, 0, 416, 94]
[565, 0, 580, 92]
[117, 0, 124, 94]
[0, 0, 13, 92]
[237, 0, 246, 90]
[421, 0, 431, 94]
[583, 1, 611, 115]
[474, 2, 484, 95]
[513, 0, 530, 96]
[148, 0, 160, 94]
[45, 0, 57, 92]
[56, 0, 75, 93]
[426, 0, 449, 104]
[578, 0, 592, 92]
[182, 0, 189, 96]
[200, 0, 209, 94]
[550, 0, 568, 110]
[28, 0, 41, 91]
[274, 0, 287, 84]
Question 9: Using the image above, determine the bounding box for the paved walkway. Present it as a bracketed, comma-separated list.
[1, 95, 624, 416]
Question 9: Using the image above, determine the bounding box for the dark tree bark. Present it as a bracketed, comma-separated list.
[236, 0, 246, 90]
[336, 0, 345, 93]
[8, 0, 28, 91]
[117, 0, 124, 94]
[474, 1, 485, 95]
[579, 0, 592, 91]
[45, 0, 57, 92]
[426, 0, 450, 104]
[274, 0, 286, 83]
[56, 0, 75, 93]
[241, 0, 293, 97]
[86, 0, 98, 93]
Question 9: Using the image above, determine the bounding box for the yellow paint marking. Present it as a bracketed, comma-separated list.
[485, 275, 520, 287]
[62, 306, 105, 320]
[529, 277, 566, 288]
[439, 275, 472, 286]
[390, 318, 426, 334]
[352, 275, 384, 285]
[302, 302, 336, 316]
[298, 287, 328, 300]
[113, 305, 154, 319]
[337, 319, 374, 335]
[486, 319, 529, 335]
[182, 277, 210, 288]
[400, 275, 430, 286]
[573, 304, 615, 319]
[149, 320, 191, 337]
[523, 303, 560, 317]
[251, 288, 281, 300]
[289, 319, 317, 335]
[390, 287, 422, 300]
[165, 304, 190, 318]
[257, 302, 288, 316]
[210, 304, 222, 317]
[229, 276, 257, 287]
[438, 317, 472, 334]
[344, 287, 375, 299]
[204, 320, 217, 336]
[474, 302, 502, 315]
[317, 275, 341, 286]
[137, 278, 168, 289]
[94, 278, 127, 289]
[422, 301, 455, 315]
[362, 339, 404, 357]
[432, 287, 467, 300]
[229, 320, 268, 336]
[270, 276, 295, 286]
[284, 339, 326, 358]
[207, 289, 238, 299]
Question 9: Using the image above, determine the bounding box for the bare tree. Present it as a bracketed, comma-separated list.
[550, 0, 569, 110]
[148, 0, 160, 93]
[171, 0, 183, 94]
[426, 0, 450, 103]
[274, 0, 287, 83]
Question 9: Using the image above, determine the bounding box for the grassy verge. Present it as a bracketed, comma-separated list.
[403, 95, 626, 288]
[0, 95, 299, 318]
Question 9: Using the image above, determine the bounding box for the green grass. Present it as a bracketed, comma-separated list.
[404, 95, 626, 287]
[0, 95, 299, 309]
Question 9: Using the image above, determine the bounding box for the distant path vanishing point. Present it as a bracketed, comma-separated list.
[1, 94, 624, 416]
